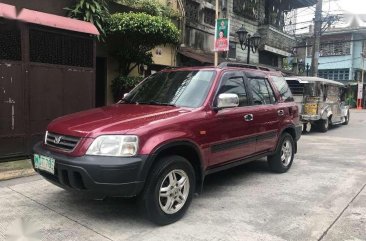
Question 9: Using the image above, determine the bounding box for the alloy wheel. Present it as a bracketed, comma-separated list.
[281, 139, 292, 167]
[159, 169, 190, 214]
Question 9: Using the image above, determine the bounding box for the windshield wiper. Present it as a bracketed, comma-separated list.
[137, 101, 176, 107]
[119, 99, 136, 104]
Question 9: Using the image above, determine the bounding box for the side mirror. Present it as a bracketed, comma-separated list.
[216, 93, 239, 109]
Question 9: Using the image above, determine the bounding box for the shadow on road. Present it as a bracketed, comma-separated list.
[38, 159, 273, 226]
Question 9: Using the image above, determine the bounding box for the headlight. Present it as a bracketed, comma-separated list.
[86, 135, 139, 157]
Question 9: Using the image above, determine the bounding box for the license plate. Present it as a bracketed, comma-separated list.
[34, 154, 55, 175]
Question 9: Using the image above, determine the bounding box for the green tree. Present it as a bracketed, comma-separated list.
[65, 0, 109, 41]
[106, 12, 180, 76]
[114, 0, 181, 19]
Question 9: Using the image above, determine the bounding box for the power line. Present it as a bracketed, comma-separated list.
[295, 38, 366, 48]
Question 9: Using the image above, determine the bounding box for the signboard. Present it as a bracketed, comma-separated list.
[214, 18, 230, 52]
[357, 83, 363, 99]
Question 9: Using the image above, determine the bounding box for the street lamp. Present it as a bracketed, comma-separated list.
[236, 25, 261, 64]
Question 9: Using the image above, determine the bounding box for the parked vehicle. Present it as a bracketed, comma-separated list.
[32, 62, 301, 225]
[285, 76, 350, 133]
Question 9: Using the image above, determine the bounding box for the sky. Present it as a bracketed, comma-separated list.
[294, 0, 366, 34]
[336, 0, 366, 14]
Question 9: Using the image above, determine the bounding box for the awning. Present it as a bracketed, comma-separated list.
[17, 9, 99, 35]
[0, 3, 17, 19]
[178, 47, 214, 64]
[263, 45, 291, 57]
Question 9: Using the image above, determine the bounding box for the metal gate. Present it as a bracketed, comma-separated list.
[0, 20, 95, 161]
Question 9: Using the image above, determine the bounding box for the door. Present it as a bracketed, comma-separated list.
[207, 71, 257, 167]
[0, 62, 27, 158]
[247, 77, 280, 153]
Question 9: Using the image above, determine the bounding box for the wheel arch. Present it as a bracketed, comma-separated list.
[145, 141, 205, 194]
[279, 126, 297, 153]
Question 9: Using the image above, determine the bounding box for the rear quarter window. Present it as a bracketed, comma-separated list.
[271, 76, 294, 102]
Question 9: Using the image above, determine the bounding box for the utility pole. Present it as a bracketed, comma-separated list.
[310, 0, 322, 76]
[214, 0, 219, 66]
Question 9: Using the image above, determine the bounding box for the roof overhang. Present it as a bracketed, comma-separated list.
[17, 9, 99, 35]
[263, 45, 291, 57]
[0, 3, 99, 35]
[0, 3, 17, 19]
[178, 47, 215, 64]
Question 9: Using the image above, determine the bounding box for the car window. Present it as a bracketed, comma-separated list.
[249, 78, 276, 105]
[272, 76, 294, 102]
[218, 73, 248, 107]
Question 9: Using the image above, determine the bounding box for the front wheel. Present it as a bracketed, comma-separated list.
[318, 118, 329, 132]
[139, 155, 195, 225]
[267, 133, 295, 173]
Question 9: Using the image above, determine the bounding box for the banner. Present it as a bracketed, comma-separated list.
[357, 82, 363, 99]
[214, 18, 230, 52]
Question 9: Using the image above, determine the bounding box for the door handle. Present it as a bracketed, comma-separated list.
[244, 114, 253, 121]
[277, 109, 284, 116]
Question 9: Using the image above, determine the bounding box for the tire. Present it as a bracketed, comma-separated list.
[267, 133, 295, 173]
[342, 111, 350, 125]
[318, 118, 329, 132]
[139, 155, 195, 225]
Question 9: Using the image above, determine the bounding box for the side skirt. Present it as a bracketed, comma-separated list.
[204, 152, 273, 176]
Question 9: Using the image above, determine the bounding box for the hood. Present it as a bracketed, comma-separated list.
[47, 104, 191, 138]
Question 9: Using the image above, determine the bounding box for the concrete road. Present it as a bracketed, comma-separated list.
[0, 110, 365, 241]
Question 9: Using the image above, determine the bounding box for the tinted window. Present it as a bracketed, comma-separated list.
[249, 78, 276, 105]
[125, 70, 215, 108]
[272, 76, 294, 102]
[218, 74, 248, 106]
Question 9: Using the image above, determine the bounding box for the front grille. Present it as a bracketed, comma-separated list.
[45, 132, 80, 151]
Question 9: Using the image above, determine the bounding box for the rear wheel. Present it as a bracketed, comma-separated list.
[268, 133, 295, 173]
[318, 118, 329, 132]
[139, 155, 195, 225]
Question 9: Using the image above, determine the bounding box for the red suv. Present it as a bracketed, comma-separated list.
[32, 62, 301, 225]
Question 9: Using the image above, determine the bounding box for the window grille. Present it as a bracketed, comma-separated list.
[0, 21, 21, 61]
[318, 69, 349, 81]
[29, 29, 93, 67]
[320, 41, 350, 56]
[204, 8, 215, 26]
[185, 0, 200, 22]
[233, 0, 259, 21]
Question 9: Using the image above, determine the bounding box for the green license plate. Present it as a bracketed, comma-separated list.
[34, 154, 55, 175]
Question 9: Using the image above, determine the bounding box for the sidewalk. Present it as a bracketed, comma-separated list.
[0, 159, 35, 181]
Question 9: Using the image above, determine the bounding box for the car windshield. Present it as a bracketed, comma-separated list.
[123, 70, 216, 108]
[304, 82, 323, 97]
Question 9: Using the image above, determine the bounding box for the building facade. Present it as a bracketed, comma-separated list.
[296, 15, 366, 83]
[179, 0, 317, 67]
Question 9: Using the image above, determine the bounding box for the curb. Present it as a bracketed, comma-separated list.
[0, 169, 36, 181]
[0, 159, 36, 181]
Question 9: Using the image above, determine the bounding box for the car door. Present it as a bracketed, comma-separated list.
[206, 71, 257, 167]
[246, 76, 280, 153]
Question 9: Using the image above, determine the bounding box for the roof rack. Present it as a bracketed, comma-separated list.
[217, 62, 274, 72]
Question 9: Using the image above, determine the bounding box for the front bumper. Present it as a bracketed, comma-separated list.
[32, 142, 149, 197]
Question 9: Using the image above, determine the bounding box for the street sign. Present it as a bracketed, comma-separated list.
[214, 18, 230, 52]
